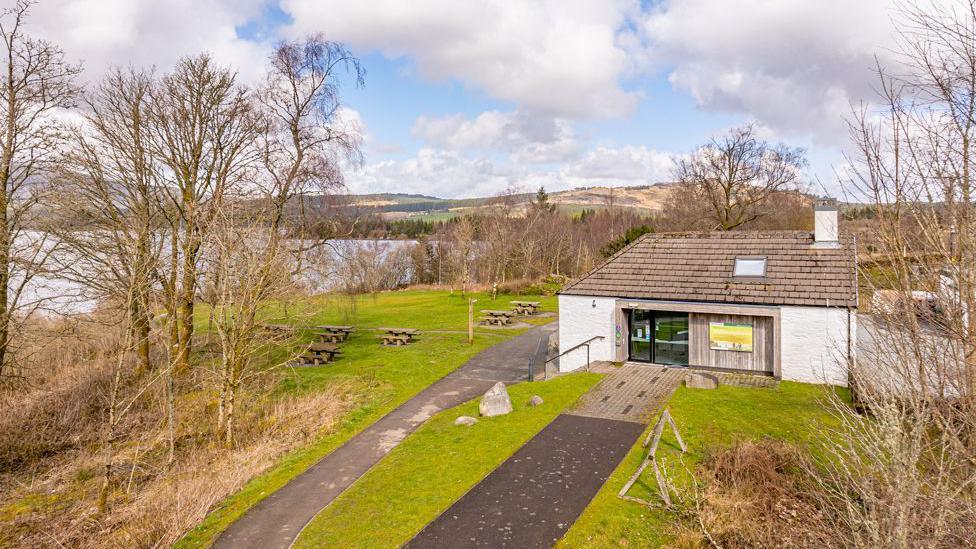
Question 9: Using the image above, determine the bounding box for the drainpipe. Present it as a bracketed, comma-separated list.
[847, 308, 853, 363]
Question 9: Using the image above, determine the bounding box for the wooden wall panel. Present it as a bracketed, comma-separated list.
[689, 313, 774, 372]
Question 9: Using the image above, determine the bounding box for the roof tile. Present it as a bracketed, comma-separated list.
[560, 231, 857, 308]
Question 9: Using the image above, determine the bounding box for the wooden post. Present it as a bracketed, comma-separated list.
[618, 408, 686, 507]
[468, 298, 477, 344]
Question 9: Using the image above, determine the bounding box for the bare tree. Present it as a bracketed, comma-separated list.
[255, 36, 364, 281]
[672, 124, 806, 230]
[0, 0, 80, 378]
[96, 276, 157, 512]
[258, 36, 363, 213]
[202, 207, 295, 446]
[602, 185, 618, 240]
[333, 240, 410, 294]
[447, 216, 476, 295]
[804, 1, 976, 545]
[54, 68, 161, 374]
[148, 55, 259, 375]
[203, 36, 364, 444]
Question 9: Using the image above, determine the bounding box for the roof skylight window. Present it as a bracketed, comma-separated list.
[733, 257, 766, 277]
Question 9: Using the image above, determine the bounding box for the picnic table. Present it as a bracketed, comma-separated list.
[480, 310, 515, 326]
[378, 327, 419, 346]
[295, 342, 341, 366]
[314, 325, 355, 343]
[510, 301, 541, 315]
[262, 323, 295, 334]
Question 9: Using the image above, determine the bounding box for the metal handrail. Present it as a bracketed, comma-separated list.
[537, 336, 605, 379]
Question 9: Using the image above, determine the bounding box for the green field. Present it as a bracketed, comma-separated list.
[404, 210, 458, 222]
[559, 382, 848, 547]
[181, 290, 846, 548]
[294, 372, 602, 548]
[178, 290, 556, 547]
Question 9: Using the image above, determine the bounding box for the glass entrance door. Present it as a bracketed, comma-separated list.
[628, 309, 652, 362]
[653, 313, 689, 366]
[629, 310, 689, 365]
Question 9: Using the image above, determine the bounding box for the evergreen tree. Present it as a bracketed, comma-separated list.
[533, 186, 556, 213]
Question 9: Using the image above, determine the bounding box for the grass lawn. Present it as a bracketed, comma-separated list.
[177, 289, 557, 548]
[558, 381, 849, 548]
[405, 210, 458, 222]
[294, 372, 602, 548]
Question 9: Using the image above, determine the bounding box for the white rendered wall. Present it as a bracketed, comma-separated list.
[780, 306, 854, 386]
[557, 295, 616, 372]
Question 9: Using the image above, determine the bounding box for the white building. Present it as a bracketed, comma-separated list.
[558, 201, 858, 386]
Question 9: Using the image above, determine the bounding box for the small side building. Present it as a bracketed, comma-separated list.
[557, 202, 858, 386]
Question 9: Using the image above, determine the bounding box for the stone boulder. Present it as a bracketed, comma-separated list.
[686, 372, 719, 389]
[479, 381, 513, 417]
[454, 415, 478, 426]
[528, 395, 544, 407]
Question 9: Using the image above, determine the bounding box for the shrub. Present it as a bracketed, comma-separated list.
[600, 225, 652, 258]
[674, 440, 831, 548]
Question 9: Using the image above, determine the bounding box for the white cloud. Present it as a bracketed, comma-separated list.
[282, 0, 643, 119]
[346, 148, 518, 197]
[561, 145, 674, 185]
[642, 0, 898, 144]
[412, 110, 580, 163]
[21, 0, 907, 196]
[345, 144, 675, 197]
[24, 0, 270, 83]
[334, 107, 367, 142]
[282, 0, 909, 146]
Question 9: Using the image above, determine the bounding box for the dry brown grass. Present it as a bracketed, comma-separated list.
[673, 440, 832, 549]
[0, 317, 358, 548]
[674, 434, 976, 548]
[91, 385, 355, 548]
[0, 317, 124, 474]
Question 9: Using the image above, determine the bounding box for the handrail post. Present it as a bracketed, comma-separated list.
[543, 335, 605, 375]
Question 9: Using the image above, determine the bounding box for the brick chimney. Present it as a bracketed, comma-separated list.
[814, 199, 839, 248]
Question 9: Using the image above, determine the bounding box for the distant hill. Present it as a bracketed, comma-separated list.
[544, 184, 673, 211]
[335, 184, 677, 221]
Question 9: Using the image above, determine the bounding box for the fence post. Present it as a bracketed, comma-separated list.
[468, 298, 476, 345]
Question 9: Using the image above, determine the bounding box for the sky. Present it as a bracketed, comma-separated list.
[22, 0, 907, 198]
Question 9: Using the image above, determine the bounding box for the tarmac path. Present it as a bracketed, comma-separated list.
[407, 364, 683, 548]
[213, 323, 556, 549]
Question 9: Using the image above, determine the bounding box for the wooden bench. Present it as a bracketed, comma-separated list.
[481, 310, 514, 326]
[314, 325, 355, 343]
[294, 353, 327, 367]
[380, 334, 411, 346]
[293, 342, 342, 366]
[262, 323, 295, 334]
[378, 328, 419, 346]
[479, 315, 510, 326]
[510, 301, 541, 315]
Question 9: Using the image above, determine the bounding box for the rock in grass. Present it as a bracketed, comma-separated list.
[479, 381, 513, 417]
[686, 372, 719, 389]
[528, 395, 544, 407]
[455, 415, 478, 426]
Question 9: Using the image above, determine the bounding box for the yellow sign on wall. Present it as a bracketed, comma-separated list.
[709, 322, 753, 352]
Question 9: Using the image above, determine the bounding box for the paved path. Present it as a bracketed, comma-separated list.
[214, 324, 556, 549]
[569, 363, 685, 423]
[407, 364, 684, 548]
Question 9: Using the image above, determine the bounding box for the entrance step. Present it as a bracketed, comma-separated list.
[568, 363, 684, 424]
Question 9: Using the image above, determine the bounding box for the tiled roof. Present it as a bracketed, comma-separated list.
[560, 231, 857, 308]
